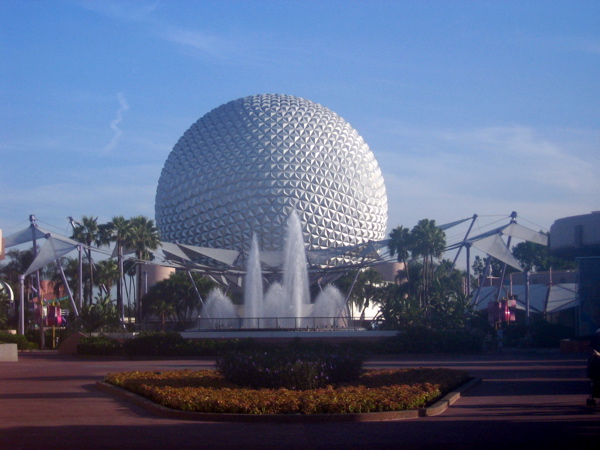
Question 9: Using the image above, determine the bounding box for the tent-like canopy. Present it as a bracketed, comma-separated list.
[446, 221, 548, 271]
[24, 234, 82, 277]
[472, 283, 578, 314]
[3, 214, 548, 287]
[3, 225, 66, 248]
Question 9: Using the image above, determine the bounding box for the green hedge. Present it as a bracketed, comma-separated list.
[377, 327, 482, 354]
[76, 330, 484, 358]
[216, 348, 365, 390]
[25, 328, 70, 350]
[0, 331, 37, 350]
[122, 331, 187, 357]
[503, 322, 576, 348]
[77, 335, 122, 356]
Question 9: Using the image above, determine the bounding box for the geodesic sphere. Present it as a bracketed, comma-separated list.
[155, 94, 388, 252]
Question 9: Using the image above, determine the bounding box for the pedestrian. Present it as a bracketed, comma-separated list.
[496, 328, 504, 352]
[590, 328, 600, 353]
[586, 329, 600, 406]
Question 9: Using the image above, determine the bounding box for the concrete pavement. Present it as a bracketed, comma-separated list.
[1, 350, 598, 449]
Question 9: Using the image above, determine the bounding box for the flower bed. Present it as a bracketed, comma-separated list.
[104, 368, 469, 415]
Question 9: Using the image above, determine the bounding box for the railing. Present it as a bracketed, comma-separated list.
[196, 316, 378, 331]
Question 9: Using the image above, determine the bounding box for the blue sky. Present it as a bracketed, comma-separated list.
[1, 0, 599, 243]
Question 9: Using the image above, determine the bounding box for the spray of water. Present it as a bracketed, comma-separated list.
[199, 211, 348, 329]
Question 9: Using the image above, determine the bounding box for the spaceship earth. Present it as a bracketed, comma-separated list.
[155, 94, 388, 253]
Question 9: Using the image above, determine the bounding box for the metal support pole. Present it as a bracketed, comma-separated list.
[472, 255, 492, 308]
[117, 243, 124, 324]
[69, 218, 84, 311]
[344, 268, 362, 316]
[525, 270, 530, 326]
[496, 212, 517, 302]
[186, 269, 207, 318]
[466, 244, 471, 297]
[19, 275, 25, 335]
[30, 215, 44, 349]
[143, 269, 148, 297]
[451, 214, 478, 272]
[77, 244, 83, 310]
[57, 259, 79, 317]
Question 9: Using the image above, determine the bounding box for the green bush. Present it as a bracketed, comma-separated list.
[24, 328, 70, 349]
[122, 331, 188, 357]
[378, 327, 482, 354]
[503, 322, 576, 348]
[216, 348, 365, 390]
[0, 331, 36, 350]
[531, 322, 575, 347]
[185, 338, 263, 356]
[77, 335, 122, 356]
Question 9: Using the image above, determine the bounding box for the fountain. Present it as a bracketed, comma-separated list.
[201, 288, 239, 329]
[199, 211, 349, 329]
[312, 284, 349, 329]
[280, 211, 311, 326]
[243, 235, 264, 328]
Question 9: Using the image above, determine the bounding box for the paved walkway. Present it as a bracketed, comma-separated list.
[1, 350, 598, 449]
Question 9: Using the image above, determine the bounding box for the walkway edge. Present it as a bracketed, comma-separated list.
[95, 377, 482, 423]
[419, 377, 482, 417]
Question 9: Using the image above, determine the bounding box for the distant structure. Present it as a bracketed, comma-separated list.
[155, 94, 388, 256]
[550, 211, 600, 335]
[472, 270, 578, 329]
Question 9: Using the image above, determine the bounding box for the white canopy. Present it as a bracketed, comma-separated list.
[4, 226, 65, 248]
[24, 235, 81, 276]
[472, 283, 578, 314]
[546, 284, 578, 313]
[177, 243, 240, 266]
[469, 234, 523, 271]
[502, 223, 548, 246]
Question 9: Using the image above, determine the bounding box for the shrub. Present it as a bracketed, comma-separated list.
[378, 327, 482, 354]
[122, 331, 188, 357]
[530, 322, 574, 348]
[77, 335, 122, 356]
[215, 347, 365, 390]
[186, 338, 264, 356]
[0, 331, 36, 350]
[503, 322, 576, 348]
[23, 327, 73, 349]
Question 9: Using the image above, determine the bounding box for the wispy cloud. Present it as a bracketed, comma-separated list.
[557, 35, 600, 56]
[74, 0, 228, 59]
[73, 0, 159, 22]
[0, 162, 162, 230]
[103, 92, 129, 154]
[377, 124, 600, 230]
[161, 27, 218, 53]
[438, 126, 598, 194]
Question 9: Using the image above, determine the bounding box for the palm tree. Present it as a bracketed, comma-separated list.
[149, 299, 176, 331]
[95, 259, 119, 297]
[102, 216, 132, 322]
[388, 226, 413, 284]
[70, 216, 103, 306]
[142, 271, 215, 327]
[410, 219, 446, 312]
[125, 216, 160, 322]
[348, 268, 384, 320]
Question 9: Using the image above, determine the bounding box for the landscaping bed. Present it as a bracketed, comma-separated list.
[104, 367, 469, 415]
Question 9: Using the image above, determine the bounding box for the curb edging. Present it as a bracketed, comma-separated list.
[418, 377, 481, 417]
